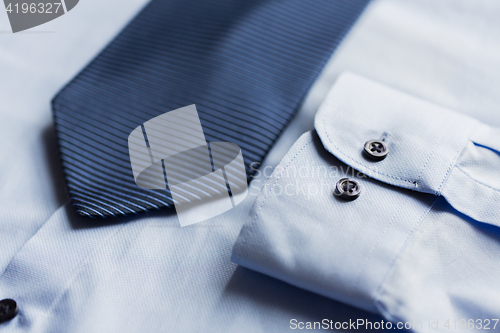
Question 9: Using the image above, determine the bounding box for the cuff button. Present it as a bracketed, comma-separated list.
[364, 140, 389, 161]
[0, 299, 18, 323]
[335, 178, 361, 201]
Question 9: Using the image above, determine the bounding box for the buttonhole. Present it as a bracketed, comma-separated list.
[380, 132, 390, 142]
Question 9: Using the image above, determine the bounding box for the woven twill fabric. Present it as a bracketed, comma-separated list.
[232, 73, 500, 320]
[52, 0, 370, 218]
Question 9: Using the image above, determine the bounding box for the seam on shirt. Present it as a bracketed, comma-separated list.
[436, 138, 472, 195]
[353, 194, 410, 290]
[38, 219, 133, 330]
[412, 124, 450, 188]
[235, 136, 314, 260]
[318, 118, 416, 185]
[0, 199, 71, 279]
[373, 196, 438, 314]
[319, 114, 475, 197]
[455, 165, 500, 193]
[414, 120, 468, 196]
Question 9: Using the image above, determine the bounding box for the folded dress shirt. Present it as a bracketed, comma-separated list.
[232, 73, 500, 328]
[3, 0, 500, 331]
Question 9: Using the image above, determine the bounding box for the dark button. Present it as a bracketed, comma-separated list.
[0, 299, 18, 323]
[335, 178, 361, 200]
[364, 140, 388, 161]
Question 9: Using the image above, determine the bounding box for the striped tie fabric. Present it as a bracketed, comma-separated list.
[52, 0, 370, 218]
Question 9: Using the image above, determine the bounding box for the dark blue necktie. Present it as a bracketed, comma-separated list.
[52, 0, 370, 217]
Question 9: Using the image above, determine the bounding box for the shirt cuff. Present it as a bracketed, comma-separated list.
[231, 72, 500, 314]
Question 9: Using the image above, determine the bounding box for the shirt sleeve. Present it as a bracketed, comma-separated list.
[231, 73, 500, 325]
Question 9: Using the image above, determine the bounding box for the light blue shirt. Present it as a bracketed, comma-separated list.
[233, 73, 500, 329]
[1, 0, 500, 331]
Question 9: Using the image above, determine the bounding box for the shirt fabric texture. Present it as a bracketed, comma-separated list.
[232, 73, 500, 328]
[1, 0, 500, 331]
